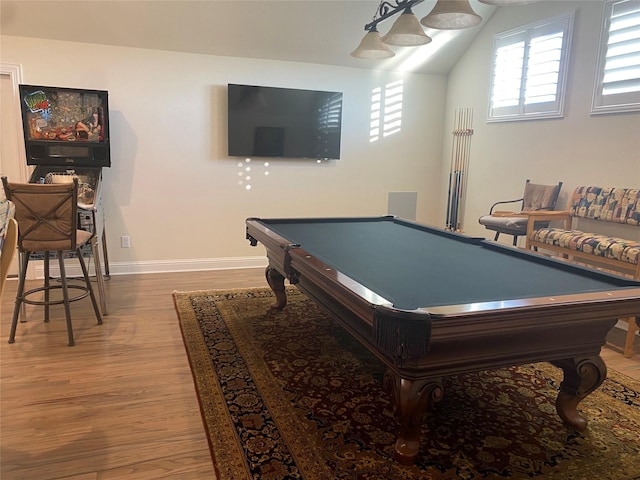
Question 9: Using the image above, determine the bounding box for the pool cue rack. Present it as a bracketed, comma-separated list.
[445, 108, 474, 232]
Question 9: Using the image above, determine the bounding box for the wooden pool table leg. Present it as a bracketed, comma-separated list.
[551, 356, 606, 432]
[384, 371, 444, 465]
[265, 266, 288, 309]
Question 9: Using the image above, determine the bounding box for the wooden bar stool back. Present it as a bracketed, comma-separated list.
[1, 176, 102, 346]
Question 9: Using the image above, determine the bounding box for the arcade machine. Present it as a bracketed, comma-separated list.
[18, 84, 111, 315]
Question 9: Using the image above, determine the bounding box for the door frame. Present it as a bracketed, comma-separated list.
[1, 63, 29, 182]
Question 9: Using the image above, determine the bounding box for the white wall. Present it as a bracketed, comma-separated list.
[445, 0, 640, 244]
[1, 36, 447, 273]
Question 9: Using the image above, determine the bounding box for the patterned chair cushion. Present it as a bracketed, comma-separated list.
[570, 186, 640, 225]
[531, 228, 640, 266]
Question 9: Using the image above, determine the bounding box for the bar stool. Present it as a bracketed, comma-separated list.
[2, 176, 102, 346]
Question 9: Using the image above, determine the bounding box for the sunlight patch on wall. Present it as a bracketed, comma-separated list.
[369, 79, 404, 142]
[396, 30, 457, 72]
[237, 158, 270, 191]
[237, 158, 325, 191]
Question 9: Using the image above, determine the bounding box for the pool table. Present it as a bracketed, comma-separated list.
[245, 216, 640, 464]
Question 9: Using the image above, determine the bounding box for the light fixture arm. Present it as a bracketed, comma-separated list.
[364, 0, 425, 32]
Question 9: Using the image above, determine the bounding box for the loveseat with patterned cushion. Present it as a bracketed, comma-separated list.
[525, 186, 639, 277]
[523, 186, 639, 358]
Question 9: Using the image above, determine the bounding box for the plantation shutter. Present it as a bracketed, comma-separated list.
[488, 13, 573, 121]
[592, 0, 640, 113]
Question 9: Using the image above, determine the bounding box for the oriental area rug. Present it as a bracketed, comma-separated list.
[173, 287, 640, 480]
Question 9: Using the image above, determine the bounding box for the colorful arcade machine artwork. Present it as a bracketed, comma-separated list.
[19, 84, 110, 168]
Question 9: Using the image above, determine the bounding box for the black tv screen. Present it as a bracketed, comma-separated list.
[227, 84, 342, 160]
[19, 84, 110, 167]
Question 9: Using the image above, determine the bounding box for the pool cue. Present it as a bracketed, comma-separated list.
[457, 108, 473, 231]
[449, 110, 459, 230]
[461, 109, 474, 229]
[459, 112, 466, 231]
[447, 111, 458, 230]
[451, 108, 465, 231]
[445, 109, 458, 230]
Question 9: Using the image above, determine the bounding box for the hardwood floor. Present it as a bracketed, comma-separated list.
[1, 269, 638, 479]
[0, 269, 266, 480]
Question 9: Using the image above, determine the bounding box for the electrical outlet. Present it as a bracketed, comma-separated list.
[121, 235, 130, 248]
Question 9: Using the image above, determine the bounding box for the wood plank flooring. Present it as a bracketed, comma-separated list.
[1, 269, 638, 479]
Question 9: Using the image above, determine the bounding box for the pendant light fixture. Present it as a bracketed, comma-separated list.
[382, 7, 432, 46]
[351, 0, 536, 60]
[420, 0, 482, 30]
[350, 26, 395, 59]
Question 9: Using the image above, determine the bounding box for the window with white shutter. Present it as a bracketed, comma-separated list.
[488, 13, 574, 122]
[591, 0, 640, 114]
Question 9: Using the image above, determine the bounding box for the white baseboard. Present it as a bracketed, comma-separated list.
[33, 256, 268, 278]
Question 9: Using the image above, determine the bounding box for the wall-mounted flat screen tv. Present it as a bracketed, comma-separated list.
[227, 84, 342, 160]
[19, 84, 110, 167]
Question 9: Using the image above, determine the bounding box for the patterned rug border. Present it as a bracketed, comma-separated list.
[174, 287, 640, 480]
[174, 287, 335, 479]
[174, 288, 248, 479]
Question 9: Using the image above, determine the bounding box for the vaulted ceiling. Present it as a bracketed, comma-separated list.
[0, 0, 498, 75]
